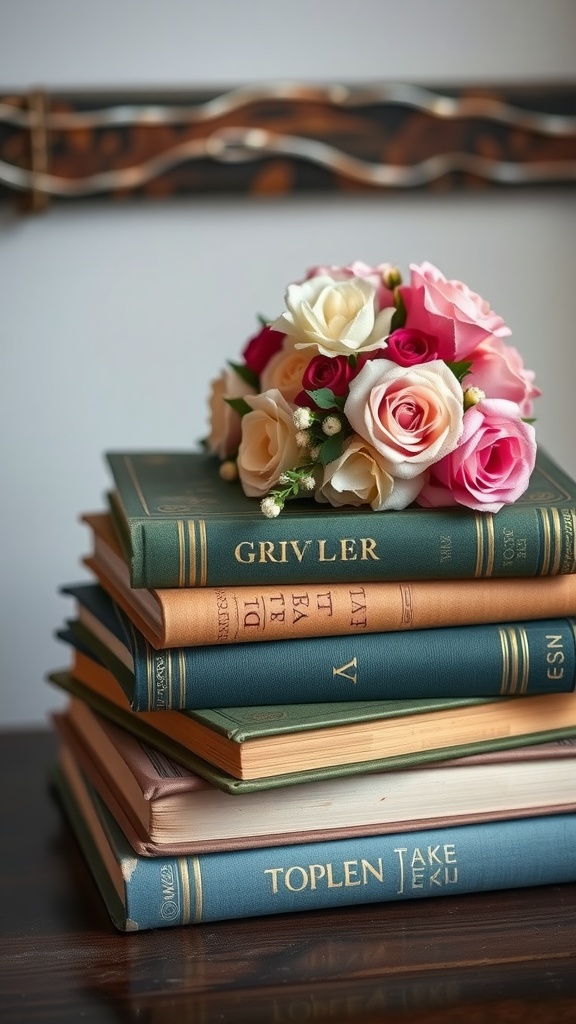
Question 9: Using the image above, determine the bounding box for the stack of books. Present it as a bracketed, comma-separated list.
[50, 448, 576, 931]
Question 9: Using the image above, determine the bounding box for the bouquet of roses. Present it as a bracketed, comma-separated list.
[206, 261, 540, 517]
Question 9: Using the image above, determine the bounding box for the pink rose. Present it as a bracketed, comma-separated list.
[242, 325, 286, 375]
[305, 261, 396, 311]
[400, 262, 511, 361]
[416, 399, 537, 513]
[385, 328, 440, 366]
[302, 353, 357, 396]
[463, 337, 541, 418]
[344, 358, 464, 480]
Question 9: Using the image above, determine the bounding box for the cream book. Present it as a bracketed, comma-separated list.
[54, 699, 576, 856]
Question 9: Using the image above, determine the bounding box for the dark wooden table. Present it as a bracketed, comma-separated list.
[1, 729, 575, 1023]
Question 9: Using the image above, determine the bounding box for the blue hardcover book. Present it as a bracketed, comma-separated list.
[61, 582, 576, 710]
[54, 755, 576, 932]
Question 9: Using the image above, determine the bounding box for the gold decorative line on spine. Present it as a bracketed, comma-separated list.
[124, 456, 151, 515]
[191, 857, 203, 923]
[518, 627, 530, 694]
[549, 507, 562, 576]
[179, 649, 186, 710]
[177, 521, 185, 588]
[484, 516, 495, 577]
[198, 520, 208, 586]
[474, 515, 484, 578]
[178, 860, 192, 925]
[539, 509, 552, 576]
[499, 627, 510, 694]
[187, 520, 197, 587]
[507, 626, 520, 695]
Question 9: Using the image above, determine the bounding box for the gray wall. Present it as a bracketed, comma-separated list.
[1, 0, 575, 726]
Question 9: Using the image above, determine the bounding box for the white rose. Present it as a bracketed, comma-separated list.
[237, 389, 301, 497]
[206, 366, 256, 460]
[344, 358, 464, 479]
[316, 435, 425, 511]
[270, 275, 394, 358]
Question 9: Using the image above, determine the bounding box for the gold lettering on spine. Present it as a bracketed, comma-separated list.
[178, 860, 192, 924]
[191, 857, 203, 923]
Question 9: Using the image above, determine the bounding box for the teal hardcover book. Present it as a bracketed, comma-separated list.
[61, 582, 576, 710]
[106, 448, 576, 588]
[54, 761, 576, 932]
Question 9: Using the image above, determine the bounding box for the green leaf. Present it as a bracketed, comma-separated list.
[228, 361, 260, 390]
[225, 397, 253, 417]
[446, 360, 473, 384]
[317, 433, 345, 465]
[257, 313, 269, 327]
[306, 387, 339, 410]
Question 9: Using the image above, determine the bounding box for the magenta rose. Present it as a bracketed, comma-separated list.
[242, 325, 286, 375]
[385, 328, 440, 366]
[302, 354, 357, 396]
[304, 260, 396, 311]
[463, 337, 542, 418]
[416, 398, 537, 513]
[400, 262, 511, 361]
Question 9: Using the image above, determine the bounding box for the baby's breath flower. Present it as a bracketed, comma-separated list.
[293, 407, 314, 430]
[300, 475, 316, 490]
[296, 430, 310, 448]
[278, 472, 292, 485]
[309, 444, 321, 460]
[260, 496, 282, 518]
[322, 415, 342, 436]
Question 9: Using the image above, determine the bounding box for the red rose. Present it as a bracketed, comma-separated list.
[385, 328, 440, 366]
[302, 354, 356, 396]
[242, 325, 285, 375]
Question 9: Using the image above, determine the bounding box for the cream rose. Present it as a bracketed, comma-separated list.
[317, 435, 425, 511]
[206, 366, 256, 460]
[270, 274, 394, 358]
[344, 358, 464, 479]
[260, 338, 311, 403]
[236, 389, 301, 498]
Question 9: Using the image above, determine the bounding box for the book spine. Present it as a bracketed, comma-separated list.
[126, 616, 576, 710]
[121, 504, 576, 588]
[123, 813, 576, 928]
[152, 575, 576, 648]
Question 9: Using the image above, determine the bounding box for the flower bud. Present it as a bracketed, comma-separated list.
[463, 386, 486, 410]
[383, 266, 402, 289]
[219, 460, 238, 482]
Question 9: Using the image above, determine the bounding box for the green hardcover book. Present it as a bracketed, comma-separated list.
[106, 448, 576, 589]
[48, 667, 576, 794]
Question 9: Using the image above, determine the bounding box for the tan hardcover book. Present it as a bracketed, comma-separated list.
[54, 702, 576, 857]
[82, 512, 576, 650]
